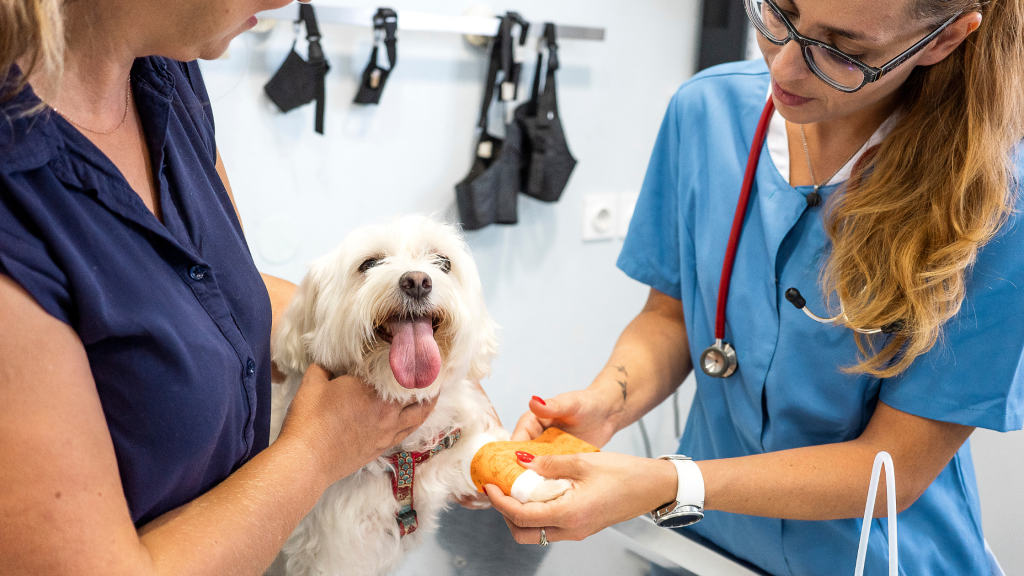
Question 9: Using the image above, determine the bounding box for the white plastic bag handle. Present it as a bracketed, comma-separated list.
[854, 451, 898, 576]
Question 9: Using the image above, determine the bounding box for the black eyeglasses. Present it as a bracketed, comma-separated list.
[744, 0, 961, 92]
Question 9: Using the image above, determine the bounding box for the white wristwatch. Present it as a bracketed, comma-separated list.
[650, 455, 705, 528]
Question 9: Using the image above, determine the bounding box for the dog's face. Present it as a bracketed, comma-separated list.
[274, 216, 497, 403]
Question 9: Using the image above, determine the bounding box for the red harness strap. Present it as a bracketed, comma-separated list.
[385, 428, 461, 537]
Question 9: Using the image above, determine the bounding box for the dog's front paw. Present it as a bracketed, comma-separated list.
[454, 490, 493, 510]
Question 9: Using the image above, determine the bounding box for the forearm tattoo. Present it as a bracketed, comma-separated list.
[614, 365, 628, 401]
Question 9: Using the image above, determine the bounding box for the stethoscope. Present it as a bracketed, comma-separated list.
[699, 99, 901, 379]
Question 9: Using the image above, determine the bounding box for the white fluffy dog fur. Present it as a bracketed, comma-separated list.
[269, 216, 566, 576]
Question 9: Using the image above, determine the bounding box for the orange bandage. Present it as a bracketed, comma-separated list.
[470, 428, 599, 495]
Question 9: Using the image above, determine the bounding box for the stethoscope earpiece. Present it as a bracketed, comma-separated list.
[785, 287, 900, 335]
[784, 287, 806, 309]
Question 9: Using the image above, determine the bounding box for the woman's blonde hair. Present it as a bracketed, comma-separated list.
[825, 0, 1024, 377]
[0, 0, 64, 105]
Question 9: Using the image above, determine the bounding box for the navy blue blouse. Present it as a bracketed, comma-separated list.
[0, 58, 273, 526]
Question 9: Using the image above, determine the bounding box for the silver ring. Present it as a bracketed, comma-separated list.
[539, 527, 549, 547]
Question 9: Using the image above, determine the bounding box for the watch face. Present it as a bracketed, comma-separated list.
[660, 511, 703, 528]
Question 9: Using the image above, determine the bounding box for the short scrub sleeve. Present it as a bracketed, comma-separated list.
[0, 190, 73, 325]
[881, 149, 1024, 432]
[617, 92, 687, 300]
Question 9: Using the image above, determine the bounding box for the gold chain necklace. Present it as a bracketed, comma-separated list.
[52, 75, 131, 135]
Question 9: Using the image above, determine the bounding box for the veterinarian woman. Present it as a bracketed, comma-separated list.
[487, 0, 1024, 574]
[0, 1, 438, 575]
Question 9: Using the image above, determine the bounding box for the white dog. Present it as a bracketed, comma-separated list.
[269, 216, 567, 576]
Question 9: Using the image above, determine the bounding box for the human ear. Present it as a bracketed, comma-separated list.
[915, 12, 983, 66]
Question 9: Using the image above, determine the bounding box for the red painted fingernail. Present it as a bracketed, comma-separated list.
[516, 451, 535, 463]
[531, 396, 547, 406]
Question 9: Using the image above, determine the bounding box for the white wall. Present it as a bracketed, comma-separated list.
[973, 428, 1024, 574]
[200, 0, 698, 459]
[200, 1, 1022, 573]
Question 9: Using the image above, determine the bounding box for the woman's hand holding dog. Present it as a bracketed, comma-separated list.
[279, 364, 437, 484]
[484, 451, 678, 544]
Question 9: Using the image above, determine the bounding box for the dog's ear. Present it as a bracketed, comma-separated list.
[271, 266, 325, 378]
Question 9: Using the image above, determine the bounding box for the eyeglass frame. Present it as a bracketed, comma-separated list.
[745, 0, 963, 93]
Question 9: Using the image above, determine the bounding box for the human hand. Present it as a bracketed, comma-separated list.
[279, 364, 437, 483]
[484, 451, 677, 544]
[511, 388, 622, 448]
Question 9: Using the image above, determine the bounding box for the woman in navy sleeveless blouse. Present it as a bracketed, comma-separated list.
[0, 2, 435, 574]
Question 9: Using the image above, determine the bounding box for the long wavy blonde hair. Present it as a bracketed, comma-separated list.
[0, 0, 63, 107]
[825, 0, 1024, 377]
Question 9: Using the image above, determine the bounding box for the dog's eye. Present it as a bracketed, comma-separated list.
[434, 255, 451, 274]
[359, 258, 380, 273]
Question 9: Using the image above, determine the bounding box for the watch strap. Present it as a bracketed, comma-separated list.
[662, 455, 705, 509]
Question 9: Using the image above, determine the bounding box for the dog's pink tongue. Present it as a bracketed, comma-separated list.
[388, 317, 441, 389]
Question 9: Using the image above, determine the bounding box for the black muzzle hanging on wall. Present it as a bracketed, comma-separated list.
[354, 8, 398, 105]
[516, 23, 577, 202]
[455, 14, 529, 231]
[264, 3, 331, 134]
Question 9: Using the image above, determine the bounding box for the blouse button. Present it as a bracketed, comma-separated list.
[189, 265, 207, 281]
[246, 359, 256, 376]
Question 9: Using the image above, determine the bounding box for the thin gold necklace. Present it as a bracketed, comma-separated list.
[799, 124, 866, 207]
[52, 75, 132, 135]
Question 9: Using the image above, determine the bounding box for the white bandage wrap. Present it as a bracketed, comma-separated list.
[662, 456, 705, 508]
[510, 469, 545, 503]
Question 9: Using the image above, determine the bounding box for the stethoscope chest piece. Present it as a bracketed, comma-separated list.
[700, 339, 737, 378]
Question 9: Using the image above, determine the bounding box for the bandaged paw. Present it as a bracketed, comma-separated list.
[469, 428, 599, 503]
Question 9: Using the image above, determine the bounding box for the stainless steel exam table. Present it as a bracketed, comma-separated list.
[266, 504, 761, 576]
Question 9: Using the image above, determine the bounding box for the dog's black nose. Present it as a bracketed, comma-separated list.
[399, 271, 432, 300]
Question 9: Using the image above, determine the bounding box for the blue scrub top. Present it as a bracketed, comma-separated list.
[618, 60, 1024, 576]
[0, 58, 273, 527]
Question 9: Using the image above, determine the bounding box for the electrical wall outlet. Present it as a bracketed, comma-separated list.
[582, 192, 640, 242]
[617, 191, 639, 239]
[582, 193, 618, 241]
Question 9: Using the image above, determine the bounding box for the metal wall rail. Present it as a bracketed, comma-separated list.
[258, 3, 606, 41]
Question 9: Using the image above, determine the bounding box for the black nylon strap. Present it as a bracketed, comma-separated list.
[538, 23, 560, 119]
[544, 23, 559, 72]
[375, 8, 398, 68]
[503, 12, 529, 101]
[526, 25, 560, 122]
[299, 4, 322, 39]
[525, 23, 560, 193]
[475, 15, 514, 130]
[507, 12, 530, 45]
[354, 8, 398, 105]
[299, 4, 329, 134]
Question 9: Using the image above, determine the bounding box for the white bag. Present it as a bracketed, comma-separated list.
[854, 452, 898, 576]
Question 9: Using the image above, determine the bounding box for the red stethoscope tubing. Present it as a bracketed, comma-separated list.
[714, 98, 777, 340]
